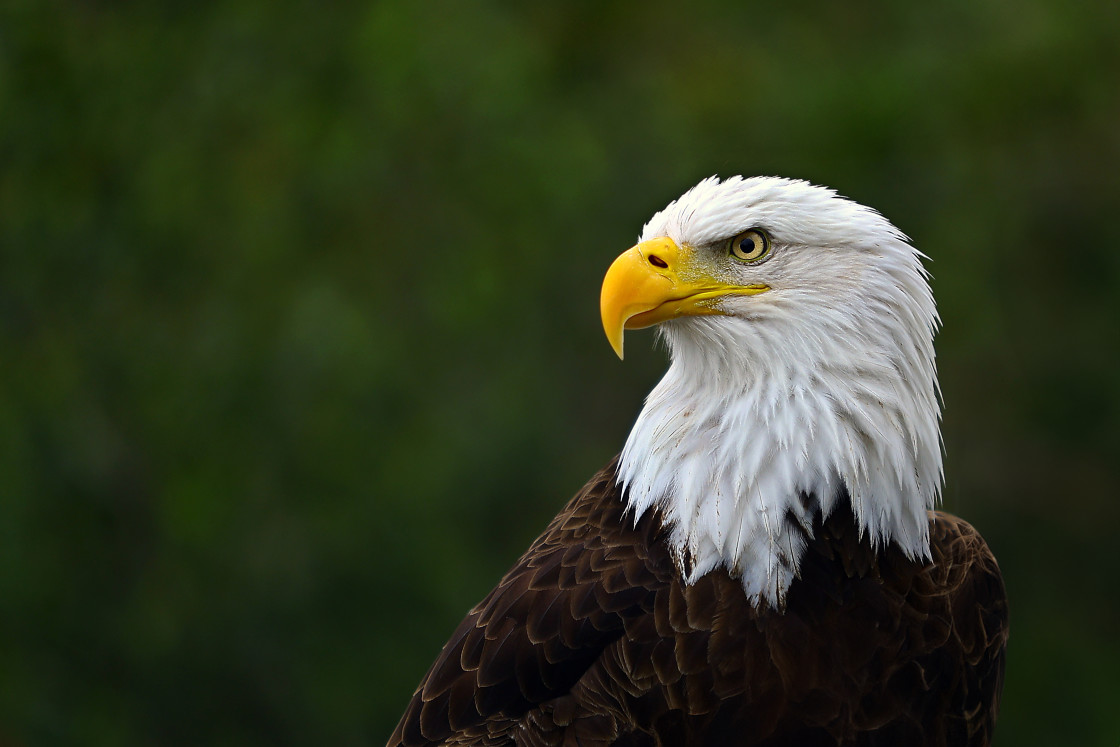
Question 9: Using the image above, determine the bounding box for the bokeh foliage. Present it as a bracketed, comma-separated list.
[2, 1, 1118, 744]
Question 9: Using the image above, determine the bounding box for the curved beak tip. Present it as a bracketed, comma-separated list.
[600, 295, 626, 360]
[609, 334, 624, 360]
[601, 241, 675, 362]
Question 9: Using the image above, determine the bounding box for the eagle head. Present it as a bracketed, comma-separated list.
[600, 176, 942, 606]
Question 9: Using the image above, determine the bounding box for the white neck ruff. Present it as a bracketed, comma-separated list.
[619, 310, 941, 606]
[616, 176, 943, 607]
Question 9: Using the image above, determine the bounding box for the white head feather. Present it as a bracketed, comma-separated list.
[617, 176, 942, 606]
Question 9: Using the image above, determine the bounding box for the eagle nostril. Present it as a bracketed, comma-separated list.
[648, 254, 668, 269]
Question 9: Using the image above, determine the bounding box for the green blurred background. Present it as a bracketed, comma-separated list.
[2, 1, 1118, 744]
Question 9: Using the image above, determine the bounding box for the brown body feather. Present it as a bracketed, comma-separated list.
[388, 458, 1008, 746]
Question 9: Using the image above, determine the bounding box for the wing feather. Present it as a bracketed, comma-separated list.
[388, 465, 1009, 747]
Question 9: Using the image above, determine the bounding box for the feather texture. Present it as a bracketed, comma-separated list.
[387, 459, 1007, 746]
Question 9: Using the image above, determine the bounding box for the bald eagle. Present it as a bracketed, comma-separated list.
[388, 177, 1008, 746]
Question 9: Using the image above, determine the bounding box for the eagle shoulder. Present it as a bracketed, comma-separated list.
[387, 458, 674, 746]
[388, 469, 1009, 747]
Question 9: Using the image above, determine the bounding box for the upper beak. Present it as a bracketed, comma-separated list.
[599, 237, 768, 359]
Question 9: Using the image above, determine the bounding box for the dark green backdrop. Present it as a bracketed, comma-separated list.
[3, 1, 1118, 744]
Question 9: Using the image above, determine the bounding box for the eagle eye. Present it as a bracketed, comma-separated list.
[728, 229, 770, 263]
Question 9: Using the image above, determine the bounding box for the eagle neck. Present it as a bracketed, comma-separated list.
[617, 318, 940, 607]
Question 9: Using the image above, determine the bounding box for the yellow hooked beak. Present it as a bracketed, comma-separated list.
[600, 237, 769, 359]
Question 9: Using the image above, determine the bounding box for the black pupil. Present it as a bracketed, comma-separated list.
[739, 237, 756, 254]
